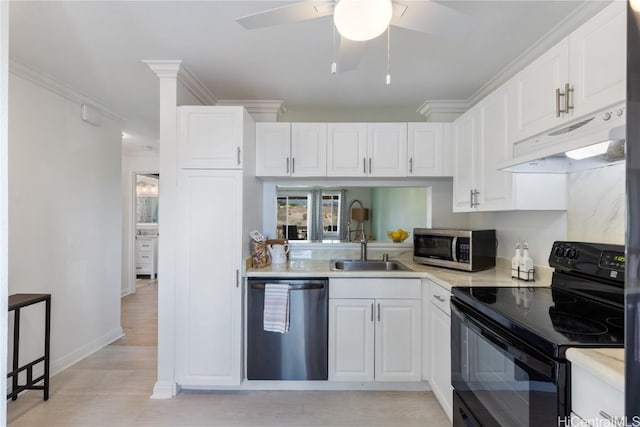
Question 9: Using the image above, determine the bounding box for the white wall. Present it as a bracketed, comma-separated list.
[280, 107, 425, 122]
[8, 72, 123, 377]
[0, 2, 8, 423]
[121, 153, 159, 295]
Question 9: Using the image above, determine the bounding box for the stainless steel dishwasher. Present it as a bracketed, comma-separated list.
[247, 277, 328, 380]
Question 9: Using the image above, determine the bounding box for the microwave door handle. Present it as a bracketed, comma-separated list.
[451, 302, 554, 378]
[452, 237, 458, 262]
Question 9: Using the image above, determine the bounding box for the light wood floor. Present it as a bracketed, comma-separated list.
[7, 280, 450, 426]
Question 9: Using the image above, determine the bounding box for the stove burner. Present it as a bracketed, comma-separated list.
[606, 317, 624, 329]
[549, 311, 609, 336]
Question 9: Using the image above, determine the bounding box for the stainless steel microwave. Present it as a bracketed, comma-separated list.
[413, 229, 496, 272]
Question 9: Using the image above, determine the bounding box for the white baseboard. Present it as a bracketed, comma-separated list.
[151, 380, 177, 399]
[180, 381, 431, 392]
[51, 327, 124, 376]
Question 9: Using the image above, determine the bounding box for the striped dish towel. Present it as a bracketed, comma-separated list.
[263, 284, 290, 333]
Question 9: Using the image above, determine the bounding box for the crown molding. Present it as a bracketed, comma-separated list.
[142, 60, 182, 79]
[216, 100, 287, 115]
[466, 1, 610, 107]
[417, 100, 468, 119]
[419, 1, 611, 115]
[9, 60, 125, 123]
[177, 64, 218, 106]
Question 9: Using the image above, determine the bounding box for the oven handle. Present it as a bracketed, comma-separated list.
[451, 301, 555, 379]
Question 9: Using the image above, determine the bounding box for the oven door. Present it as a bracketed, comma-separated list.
[414, 234, 456, 261]
[451, 300, 565, 427]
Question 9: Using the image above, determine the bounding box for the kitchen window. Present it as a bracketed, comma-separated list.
[276, 189, 343, 241]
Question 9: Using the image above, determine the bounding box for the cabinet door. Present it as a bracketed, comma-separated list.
[430, 304, 452, 422]
[175, 170, 243, 386]
[291, 123, 327, 177]
[327, 123, 368, 177]
[328, 299, 375, 381]
[375, 299, 421, 382]
[255, 123, 291, 176]
[178, 106, 244, 169]
[509, 38, 569, 143]
[452, 108, 478, 212]
[407, 123, 444, 177]
[569, 2, 626, 117]
[367, 123, 407, 177]
[477, 87, 513, 211]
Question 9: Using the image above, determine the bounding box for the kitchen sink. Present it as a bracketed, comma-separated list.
[329, 259, 411, 271]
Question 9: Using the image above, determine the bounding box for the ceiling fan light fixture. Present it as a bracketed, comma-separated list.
[334, 0, 393, 42]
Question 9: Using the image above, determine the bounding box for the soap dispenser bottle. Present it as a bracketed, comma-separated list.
[512, 241, 522, 279]
[519, 242, 534, 281]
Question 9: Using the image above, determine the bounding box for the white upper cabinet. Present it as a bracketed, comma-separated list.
[476, 88, 513, 211]
[367, 123, 407, 177]
[407, 123, 451, 177]
[509, 38, 570, 143]
[568, 2, 626, 118]
[327, 123, 368, 177]
[327, 123, 407, 177]
[256, 123, 327, 177]
[255, 123, 291, 176]
[453, 106, 478, 211]
[290, 123, 328, 177]
[178, 106, 249, 169]
[453, 85, 567, 212]
[509, 2, 626, 143]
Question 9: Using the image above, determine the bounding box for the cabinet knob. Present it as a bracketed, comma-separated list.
[602, 112, 612, 121]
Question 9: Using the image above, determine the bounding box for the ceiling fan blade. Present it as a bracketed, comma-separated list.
[236, 1, 334, 30]
[390, 0, 474, 41]
[337, 36, 366, 73]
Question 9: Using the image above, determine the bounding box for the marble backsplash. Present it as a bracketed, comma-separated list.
[567, 163, 625, 245]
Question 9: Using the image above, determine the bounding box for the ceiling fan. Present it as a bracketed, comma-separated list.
[235, 0, 473, 73]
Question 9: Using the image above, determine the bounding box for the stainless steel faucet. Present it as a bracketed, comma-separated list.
[346, 199, 366, 243]
[360, 230, 367, 261]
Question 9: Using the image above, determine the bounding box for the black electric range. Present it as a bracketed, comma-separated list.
[450, 241, 624, 427]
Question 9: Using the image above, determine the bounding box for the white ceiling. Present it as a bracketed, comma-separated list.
[8, 1, 607, 153]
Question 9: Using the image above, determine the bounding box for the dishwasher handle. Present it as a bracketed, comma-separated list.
[250, 283, 325, 291]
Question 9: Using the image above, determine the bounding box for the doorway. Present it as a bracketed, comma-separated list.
[132, 173, 159, 293]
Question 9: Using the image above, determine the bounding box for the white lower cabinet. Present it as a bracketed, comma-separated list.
[329, 278, 421, 382]
[175, 169, 244, 387]
[429, 281, 453, 422]
[571, 362, 624, 426]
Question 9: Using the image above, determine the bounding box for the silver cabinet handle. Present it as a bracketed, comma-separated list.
[433, 295, 446, 302]
[235, 269, 239, 288]
[556, 88, 561, 117]
[369, 158, 372, 174]
[470, 189, 480, 207]
[371, 303, 374, 322]
[564, 83, 574, 114]
[292, 157, 295, 174]
[237, 147, 241, 165]
[286, 157, 290, 174]
[469, 189, 474, 208]
[409, 157, 413, 174]
[363, 157, 367, 174]
[377, 303, 381, 322]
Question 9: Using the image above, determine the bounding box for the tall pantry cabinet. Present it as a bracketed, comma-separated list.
[175, 106, 262, 387]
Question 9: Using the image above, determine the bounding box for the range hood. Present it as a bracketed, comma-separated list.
[499, 103, 625, 173]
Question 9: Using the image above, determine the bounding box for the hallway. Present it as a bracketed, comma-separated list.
[7, 281, 449, 426]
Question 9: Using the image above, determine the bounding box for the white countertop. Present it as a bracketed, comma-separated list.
[566, 348, 625, 392]
[246, 258, 552, 290]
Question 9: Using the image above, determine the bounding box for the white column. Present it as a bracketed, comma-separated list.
[0, 1, 9, 423]
[143, 60, 181, 399]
